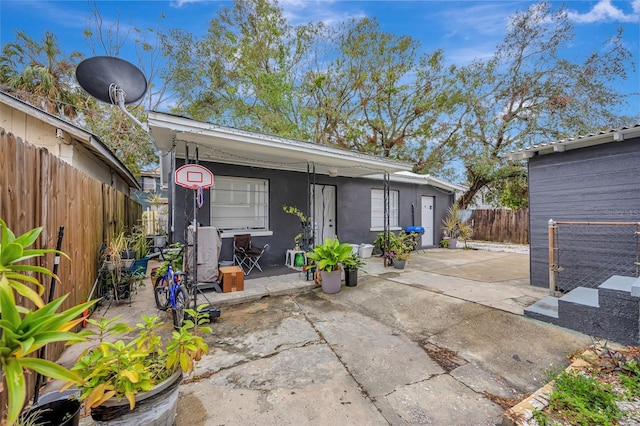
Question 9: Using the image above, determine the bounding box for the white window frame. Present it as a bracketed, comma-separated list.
[370, 189, 400, 231]
[210, 176, 271, 237]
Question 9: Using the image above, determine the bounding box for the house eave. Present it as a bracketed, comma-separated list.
[505, 124, 640, 161]
[147, 111, 414, 178]
[0, 90, 140, 189]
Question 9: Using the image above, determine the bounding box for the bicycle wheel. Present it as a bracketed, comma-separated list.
[171, 286, 190, 329]
[154, 275, 170, 311]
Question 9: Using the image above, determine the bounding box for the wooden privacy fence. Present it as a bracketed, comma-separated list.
[0, 130, 141, 410]
[469, 209, 529, 244]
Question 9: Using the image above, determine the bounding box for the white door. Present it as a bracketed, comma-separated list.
[311, 184, 336, 243]
[421, 196, 435, 246]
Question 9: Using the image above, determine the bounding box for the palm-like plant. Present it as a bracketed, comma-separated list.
[0, 220, 96, 425]
[0, 30, 84, 117]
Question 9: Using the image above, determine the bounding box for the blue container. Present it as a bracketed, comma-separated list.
[405, 226, 425, 234]
[131, 257, 150, 275]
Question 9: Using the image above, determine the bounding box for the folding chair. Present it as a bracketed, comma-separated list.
[233, 234, 269, 275]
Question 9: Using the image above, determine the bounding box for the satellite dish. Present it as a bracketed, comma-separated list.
[76, 56, 148, 129]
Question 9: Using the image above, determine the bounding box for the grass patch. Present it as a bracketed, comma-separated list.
[531, 342, 640, 426]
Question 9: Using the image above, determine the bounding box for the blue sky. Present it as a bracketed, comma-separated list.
[1, 0, 639, 118]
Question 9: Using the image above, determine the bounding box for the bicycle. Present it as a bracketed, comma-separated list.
[153, 244, 191, 329]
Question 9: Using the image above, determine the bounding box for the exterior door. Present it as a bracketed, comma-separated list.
[311, 184, 336, 243]
[421, 196, 435, 246]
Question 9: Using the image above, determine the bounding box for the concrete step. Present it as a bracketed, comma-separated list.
[524, 296, 560, 325]
[559, 287, 599, 308]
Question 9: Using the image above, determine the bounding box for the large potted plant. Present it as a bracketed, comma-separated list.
[0, 219, 96, 426]
[306, 237, 353, 294]
[389, 231, 418, 269]
[63, 309, 211, 425]
[442, 204, 462, 249]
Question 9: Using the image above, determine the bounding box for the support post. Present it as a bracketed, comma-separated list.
[548, 219, 557, 296]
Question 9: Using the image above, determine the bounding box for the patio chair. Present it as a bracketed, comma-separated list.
[233, 234, 269, 275]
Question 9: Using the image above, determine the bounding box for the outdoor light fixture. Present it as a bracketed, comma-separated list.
[328, 168, 338, 177]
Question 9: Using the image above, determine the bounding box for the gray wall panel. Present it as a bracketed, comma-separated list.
[172, 160, 455, 266]
[529, 137, 640, 289]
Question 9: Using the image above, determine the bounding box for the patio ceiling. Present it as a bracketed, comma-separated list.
[147, 111, 413, 178]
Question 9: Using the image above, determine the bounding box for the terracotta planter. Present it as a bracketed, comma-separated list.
[90, 370, 182, 426]
[320, 270, 342, 293]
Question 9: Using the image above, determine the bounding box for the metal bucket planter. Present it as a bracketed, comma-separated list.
[320, 270, 342, 294]
[90, 370, 182, 426]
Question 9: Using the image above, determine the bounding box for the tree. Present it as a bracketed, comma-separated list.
[0, 30, 84, 118]
[163, 0, 321, 139]
[307, 18, 459, 159]
[416, 2, 635, 208]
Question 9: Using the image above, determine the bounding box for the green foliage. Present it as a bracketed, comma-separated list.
[545, 370, 621, 425]
[343, 252, 366, 271]
[0, 220, 96, 426]
[67, 313, 210, 412]
[306, 237, 353, 272]
[374, 231, 418, 261]
[0, 219, 66, 308]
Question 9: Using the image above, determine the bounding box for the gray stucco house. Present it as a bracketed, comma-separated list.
[147, 111, 465, 266]
[506, 124, 640, 345]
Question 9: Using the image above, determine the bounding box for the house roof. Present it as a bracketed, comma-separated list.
[504, 124, 640, 161]
[0, 90, 140, 189]
[365, 171, 467, 193]
[147, 111, 414, 178]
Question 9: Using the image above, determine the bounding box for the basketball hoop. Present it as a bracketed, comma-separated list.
[175, 164, 214, 189]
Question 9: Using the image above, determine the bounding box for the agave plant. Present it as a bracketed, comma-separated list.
[0, 219, 96, 425]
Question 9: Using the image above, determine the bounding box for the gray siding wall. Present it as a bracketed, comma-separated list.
[529, 137, 640, 289]
[172, 160, 453, 265]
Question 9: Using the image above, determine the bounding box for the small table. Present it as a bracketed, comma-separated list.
[285, 249, 306, 269]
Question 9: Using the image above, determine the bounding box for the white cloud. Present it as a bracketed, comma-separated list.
[567, 0, 640, 23]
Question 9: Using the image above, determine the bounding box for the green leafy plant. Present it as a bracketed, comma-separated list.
[282, 205, 309, 222]
[306, 237, 353, 272]
[389, 231, 418, 261]
[129, 225, 149, 259]
[439, 239, 450, 248]
[343, 252, 366, 271]
[0, 219, 96, 426]
[66, 312, 211, 412]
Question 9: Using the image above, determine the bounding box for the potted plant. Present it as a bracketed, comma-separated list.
[442, 204, 462, 249]
[282, 205, 313, 250]
[63, 308, 211, 425]
[129, 225, 151, 275]
[343, 252, 366, 287]
[389, 231, 418, 269]
[306, 237, 353, 294]
[0, 219, 97, 426]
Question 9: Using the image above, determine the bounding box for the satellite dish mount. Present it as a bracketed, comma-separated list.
[76, 56, 148, 130]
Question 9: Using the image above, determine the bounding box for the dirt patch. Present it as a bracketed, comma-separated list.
[420, 341, 467, 372]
